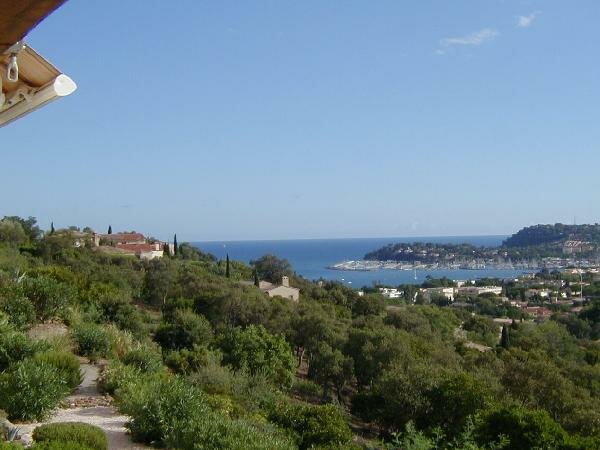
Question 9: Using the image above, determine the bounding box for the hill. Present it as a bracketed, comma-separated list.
[502, 223, 600, 248]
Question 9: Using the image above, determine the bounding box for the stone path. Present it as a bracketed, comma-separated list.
[17, 363, 149, 449]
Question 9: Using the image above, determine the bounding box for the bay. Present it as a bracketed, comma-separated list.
[192, 235, 530, 287]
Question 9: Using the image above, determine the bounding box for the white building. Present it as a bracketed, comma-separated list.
[379, 287, 403, 299]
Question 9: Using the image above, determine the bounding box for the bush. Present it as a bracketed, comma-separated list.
[33, 351, 82, 389]
[269, 402, 353, 450]
[30, 442, 95, 450]
[117, 376, 294, 449]
[0, 325, 47, 371]
[0, 443, 24, 450]
[0, 294, 36, 330]
[72, 324, 110, 359]
[154, 309, 213, 351]
[218, 325, 295, 388]
[121, 344, 163, 373]
[98, 361, 140, 395]
[0, 359, 68, 420]
[164, 345, 209, 375]
[21, 276, 75, 321]
[33, 423, 107, 450]
[293, 378, 322, 399]
[105, 324, 134, 359]
[475, 406, 569, 449]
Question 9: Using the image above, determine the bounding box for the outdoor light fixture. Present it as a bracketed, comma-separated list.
[0, 43, 76, 127]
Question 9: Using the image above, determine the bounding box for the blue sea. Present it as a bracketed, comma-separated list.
[192, 236, 530, 288]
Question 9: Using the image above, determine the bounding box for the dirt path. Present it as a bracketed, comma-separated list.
[17, 363, 149, 449]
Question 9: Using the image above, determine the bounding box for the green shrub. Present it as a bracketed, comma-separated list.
[154, 309, 213, 351]
[117, 375, 294, 449]
[0, 324, 47, 371]
[0, 359, 68, 420]
[218, 325, 295, 388]
[163, 345, 209, 374]
[30, 442, 94, 450]
[104, 324, 134, 359]
[72, 323, 110, 359]
[33, 351, 82, 389]
[0, 443, 25, 450]
[0, 294, 36, 330]
[293, 378, 322, 399]
[21, 276, 75, 321]
[269, 402, 353, 450]
[187, 351, 235, 395]
[98, 360, 140, 395]
[33, 423, 107, 450]
[121, 344, 163, 373]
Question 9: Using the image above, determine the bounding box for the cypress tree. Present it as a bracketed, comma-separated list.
[501, 325, 510, 349]
[254, 269, 259, 287]
[226, 254, 230, 278]
[173, 234, 178, 256]
[163, 243, 170, 256]
[50, 222, 55, 234]
[108, 225, 112, 234]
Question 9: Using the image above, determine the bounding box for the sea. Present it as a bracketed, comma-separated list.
[192, 235, 531, 288]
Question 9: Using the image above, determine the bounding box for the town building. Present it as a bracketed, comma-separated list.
[93, 231, 173, 260]
[457, 286, 503, 296]
[422, 287, 455, 301]
[257, 276, 300, 302]
[379, 287, 403, 299]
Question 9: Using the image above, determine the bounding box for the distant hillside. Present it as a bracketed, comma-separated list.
[502, 224, 600, 248]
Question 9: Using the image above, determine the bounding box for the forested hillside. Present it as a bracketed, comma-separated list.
[503, 223, 600, 248]
[1, 216, 600, 449]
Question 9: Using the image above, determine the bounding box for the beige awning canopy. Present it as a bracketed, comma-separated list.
[0, 0, 67, 53]
[0, 1, 75, 127]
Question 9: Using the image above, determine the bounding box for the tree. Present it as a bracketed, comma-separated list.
[254, 269, 260, 287]
[475, 406, 569, 450]
[163, 243, 170, 257]
[173, 234, 178, 256]
[154, 309, 213, 351]
[218, 325, 295, 388]
[500, 325, 510, 349]
[2, 216, 41, 242]
[0, 219, 28, 246]
[50, 222, 55, 235]
[250, 254, 292, 284]
[107, 225, 112, 234]
[225, 254, 230, 278]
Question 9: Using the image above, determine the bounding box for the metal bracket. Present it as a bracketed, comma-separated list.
[4, 41, 26, 82]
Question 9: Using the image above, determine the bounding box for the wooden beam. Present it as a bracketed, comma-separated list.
[0, 0, 68, 53]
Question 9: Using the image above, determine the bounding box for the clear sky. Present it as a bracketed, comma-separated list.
[2, 1, 599, 241]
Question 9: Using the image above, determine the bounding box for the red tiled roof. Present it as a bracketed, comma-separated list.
[117, 243, 159, 253]
[100, 233, 145, 243]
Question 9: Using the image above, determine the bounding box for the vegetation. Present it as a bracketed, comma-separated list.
[0, 359, 68, 420]
[1, 216, 600, 448]
[32, 423, 107, 450]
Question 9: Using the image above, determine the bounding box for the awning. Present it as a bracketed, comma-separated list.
[0, 0, 75, 127]
[0, 0, 68, 53]
[0, 45, 76, 127]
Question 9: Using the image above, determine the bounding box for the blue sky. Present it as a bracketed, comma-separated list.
[2, 1, 600, 241]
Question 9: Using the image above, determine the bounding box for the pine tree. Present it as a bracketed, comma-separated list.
[226, 254, 230, 278]
[254, 269, 259, 287]
[501, 325, 510, 349]
[108, 225, 112, 234]
[173, 234, 178, 256]
[50, 222, 55, 235]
